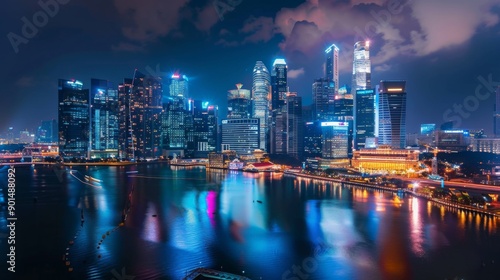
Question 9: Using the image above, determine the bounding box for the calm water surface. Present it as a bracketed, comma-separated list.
[0, 163, 499, 280]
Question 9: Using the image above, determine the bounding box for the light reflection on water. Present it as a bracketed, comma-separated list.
[0, 165, 499, 280]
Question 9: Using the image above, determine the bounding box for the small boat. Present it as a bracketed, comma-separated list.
[84, 175, 102, 182]
[256, 200, 262, 203]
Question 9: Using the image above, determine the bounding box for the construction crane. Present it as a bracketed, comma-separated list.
[423, 144, 450, 175]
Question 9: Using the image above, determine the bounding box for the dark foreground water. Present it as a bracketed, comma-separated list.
[0, 163, 499, 280]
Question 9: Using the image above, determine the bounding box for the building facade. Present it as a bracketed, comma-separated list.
[252, 61, 271, 151]
[90, 78, 119, 158]
[58, 79, 90, 158]
[321, 121, 349, 159]
[286, 93, 303, 159]
[221, 118, 260, 155]
[312, 78, 335, 121]
[271, 58, 287, 111]
[36, 120, 58, 144]
[227, 83, 252, 119]
[325, 44, 339, 93]
[354, 89, 376, 150]
[351, 41, 371, 94]
[118, 71, 162, 159]
[378, 80, 407, 149]
[351, 146, 420, 175]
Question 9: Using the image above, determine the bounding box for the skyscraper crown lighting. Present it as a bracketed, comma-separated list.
[273, 58, 287, 67]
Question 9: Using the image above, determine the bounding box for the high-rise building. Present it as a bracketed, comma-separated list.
[90, 78, 119, 158]
[118, 71, 162, 159]
[321, 121, 349, 159]
[312, 78, 335, 121]
[325, 44, 339, 93]
[354, 89, 376, 150]
[169, 73, 189, 98]
[351, 41, 371, 94]
[435, 130, 469, 152]
[494, 87, 500, 136]
[161, 96, 186, 154]
[378, 80, 407, 149]
[252, 61, 271, 150]
[303, 121, 322, 158]
[227, 83, 251, 119]
[286, 93, 303, 159]
[36, 120, 58, 144]
[421, 124, 436, 135]
[270, 110, 287, 154]
[271, 58, 288, 110]
[58, 79, 90, 158]
[270, 58, 288, 154]
[221, 118, 260, 155]
[332, 95, 354, 157]
[118, 78, 133, 158]
[160, 74, 190, 156]
[185, 100, 218, 157]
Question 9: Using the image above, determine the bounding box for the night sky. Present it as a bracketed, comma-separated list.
[2, 0, 500, 135]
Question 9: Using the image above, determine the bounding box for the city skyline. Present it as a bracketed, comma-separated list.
[2, 0, 500, 135]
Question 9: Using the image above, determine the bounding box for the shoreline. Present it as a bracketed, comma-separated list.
[284, 170, 500, 219]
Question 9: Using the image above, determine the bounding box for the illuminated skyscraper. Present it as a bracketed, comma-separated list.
[494, 87, 500, 136]
[378, 81, 407, 149]
[221, 118, 260, 155]
[90, 78, 119, 158]
[227, 83, 251, 119]
[354, 89, 376, 150]
[351, 41, 371, 94]
[161, 74, 190, 155]
[185, 100, 218, 157]
[118, 71, 162, 159]
[312, 78, 335, 121]
[252, 61, 271, 150]
[169, 73, 189, 98]
[58, 79, 89, 158]
[325, 44, 339, 93]
[271, 58, 288, 110]
[36, 120, 58, 144]
[321, 121, 349, 159]
[286, 93, 303, 159]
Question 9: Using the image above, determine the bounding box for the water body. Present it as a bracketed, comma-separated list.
[0, 163, 499, 280]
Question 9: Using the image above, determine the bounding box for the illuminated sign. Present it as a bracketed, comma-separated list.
[387, 88, 403, 92]
[325, 44, 339, 54]
[222, 120, 228, 124]
[66, 80, 83, 86]
[202, 101, 209, 109]
[171, 74, 180, 79]
[356, 89, 374, 94]
[443, 130, 464, 134]
[321, 122, 349, 127]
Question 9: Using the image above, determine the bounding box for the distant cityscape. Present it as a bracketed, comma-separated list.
[2, 41, 500, 168]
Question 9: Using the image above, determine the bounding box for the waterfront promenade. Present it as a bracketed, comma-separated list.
[284, 170, 500, 219]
